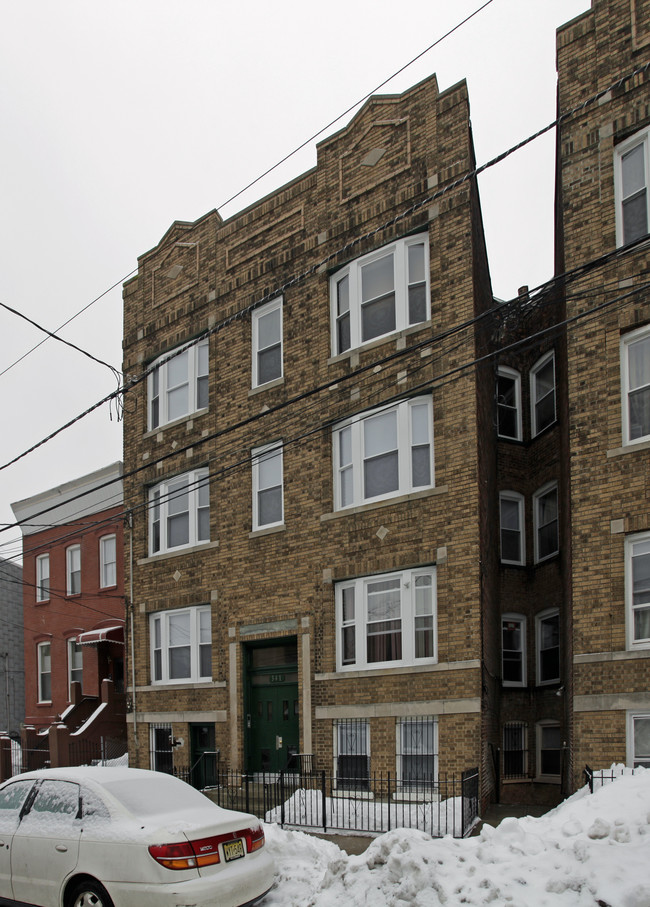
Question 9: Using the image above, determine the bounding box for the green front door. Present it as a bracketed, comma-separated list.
[246, 642, 299, 773]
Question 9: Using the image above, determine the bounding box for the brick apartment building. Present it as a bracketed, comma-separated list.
[10, 463, 127, 758]
[0, 557, 24, 736]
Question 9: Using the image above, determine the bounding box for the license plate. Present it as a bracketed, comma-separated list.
[223, 839, 245, 862]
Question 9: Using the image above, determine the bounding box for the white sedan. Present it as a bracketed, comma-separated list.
[0, 765, 274, 907]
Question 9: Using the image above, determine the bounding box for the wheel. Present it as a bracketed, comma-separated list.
[67, 878, 115, 907]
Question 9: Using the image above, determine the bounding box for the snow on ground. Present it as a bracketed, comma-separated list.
[262, 768, 650, 906]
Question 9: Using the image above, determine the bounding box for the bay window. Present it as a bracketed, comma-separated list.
[500, 491, 525, 565]
[149, 469, 210, 556]
[148, 338, 209, 430]
[530, 351, 556, 437]
[615, 128, 650, 247]
[534, 482, 559, 562]
[150, 606, 211, 685]
[536, 609, 560, 685]
[621, 325, 650, 445]
[625, 532, 650, 649]
[502, 614, 526, 686]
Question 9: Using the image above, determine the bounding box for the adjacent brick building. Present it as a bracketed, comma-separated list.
[0, 557, 24, 736]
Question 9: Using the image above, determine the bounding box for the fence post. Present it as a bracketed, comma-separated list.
[321, 770, 327, 834]
[584, 764, 593, 793]
[280, 771, 285, 828]
[49, 724, 70, 768]
[387, 772, 391, 832]
[245, 771, 250, 814]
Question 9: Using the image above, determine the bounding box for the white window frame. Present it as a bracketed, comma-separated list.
[499, 491, 525, 566]
[497, 366, 522, 441]
[396, 716, 438, 790]
[330, 234, 430, 355]
[333, 396, 434, 511]
[621, 324, 650, 446]
[530, 351, 556, 437]
[335, 566, 437, 672]
[149, 468, 210, 556]
[67, 638, 83, 697]
[536, 720, 562, 782]
[252, 297, 283, 388]
[533, 482, 559, 563]
[36, 554, 50, 603]
[614, 127, 650, 248]
[626, 711, 650, 767]
[37, 642, 51, 703]
[502, 613, 526, 687]
[536, 608, 560, 685]
[148, 338, 209, 431]
[66, 544, 81, 596]
[99, 534, 117, 589]
[149, 606, 212, 685]
[252, 442, 284, 531]
[625, 532, 650, 650]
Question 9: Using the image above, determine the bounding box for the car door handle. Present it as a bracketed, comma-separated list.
[55, 844, 68, 853]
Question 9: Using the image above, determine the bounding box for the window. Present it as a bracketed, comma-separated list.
[99, 534, 117, 588]
[503, 723, 527, 778]
[625, 533, 650, 649]
[252, 297, 282, 387]
[397, 717, 438, 789]
[36, 554, 50, 602]
[149, 469, 210, 556]
[335, 719, 369, 790]
[148, 338, 209, 430]
[536, 721, 562, 780]
[499, 492, 525, 565]
[497, 367, 522, 440]
[336, 567, 436, 671]
[150, 724, 173, 774]
[252, 443, 283, 530]
[621, 325, 650, 445]
[502, 614, 526, 686]
[627, 712, 650, 767]
[67, 639, 83, 696]
[66, 544, 81, 595]
[534, 482, 559, 562]
[333, 396, 433, 510]
[331, 235, 429, 355]
[150, 606, 211, 685]
[615, 128, 650, 247]
[530, 351, 556, 436]
[536, 609, 560, 685]
[37, 642, 51, 702]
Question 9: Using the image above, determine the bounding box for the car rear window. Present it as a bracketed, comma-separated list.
[101, 776, 211, 817]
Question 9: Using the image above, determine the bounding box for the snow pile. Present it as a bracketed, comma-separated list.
[263, 769, 650, 906]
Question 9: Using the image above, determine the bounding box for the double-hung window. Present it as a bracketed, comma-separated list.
[502, 614, 526, 686]
[627, 712, 650, 767]
[252, 298, 283, 387]
[37, 642, 51, 702]
[148, 339, 209, 430]
[536, 721, 562, 780]
[336, 567, 436, 671]
[615, 128, 650, 247]
[536, 609, 560, 685]
[150, 606, 211, 684]
[252, 443, 284, 530]
[497, 367, 522, 440]
[99, 534, 117, 588]
[335, 719, 369, 791]
[530, 351, 556, 436]
[333, 396, 433, 510]
[499, 492, 525, 565]
[621, 325, 650, 445]
[66, 544, 81, 595]
[67, 638, 83, 696]
[397, 717, 438, 789]
[625, 533, 650, 649]
[534, 482, 559, 562]
[331, 235, 429, 355]
[149, 469, 210, 556]
[36, 554, 50, 602]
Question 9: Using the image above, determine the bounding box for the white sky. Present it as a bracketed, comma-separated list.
[0, 0, 590, 563]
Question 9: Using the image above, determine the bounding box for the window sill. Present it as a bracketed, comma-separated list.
[143, 408, 209, 439]
[137, 680, 225, 692]
[138, 540, 219, 565]
[249, 523, 286, 539]
[249, 377, 285, 397]
[534, 552, 559, 566]
[35, 600, 50, 606]
[608, 437, 650, 458]
[321, 485, 448, 521]
[534, 775, 561, 784]
[332, 788, 374, 800]
[327, 320, 433, 366]
[316, 658, 480, 681]
[99, 585, 118, 592]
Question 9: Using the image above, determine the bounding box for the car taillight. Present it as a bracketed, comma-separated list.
[149, 824, 265, 871]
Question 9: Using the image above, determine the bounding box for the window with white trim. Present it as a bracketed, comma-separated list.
[252, 443, 284, 530]
[330, 235, 430, 355]
[150, 724, 173, 774]
[627, 712, 650, 767]
[36, 554, 50, 602]
[502, 614, 526, 687]
[500, 492, 525, 565]
[66, 544, 81, 595]
[150, 606, 211, 685]
[530, 351, 556, 436]
[615, 128, 650, 247]
[625, 533, 650, 649]
[37, 642, 51, 702]
[534, 482, 559, 562]
[148, 339, 209, 430]
[536, 609, 560, 685]
[333, 396, 433, 510]
[149, 469, 210, 556]
[536, 721, 562, 780]
[497, 367, 522, 440]
[336, 567, 436, 671]
[99, 534, 117, 588]
[252, 297, 283, 387]
[621, 325, 650, 445]
[67, 638, 83, 696]
[397, 717, 438, 789]
[334, 719, 369, 791]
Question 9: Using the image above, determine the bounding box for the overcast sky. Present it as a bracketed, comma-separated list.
[0, 0, 590, 564]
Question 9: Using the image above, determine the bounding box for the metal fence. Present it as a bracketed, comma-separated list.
[583, 764, 640, 793]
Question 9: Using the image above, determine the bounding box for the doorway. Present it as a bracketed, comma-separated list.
[190, 724, 217, 789]
[245, 640, 299, 774]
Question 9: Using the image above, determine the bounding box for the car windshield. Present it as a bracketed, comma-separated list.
[101, 776, 212, 817]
